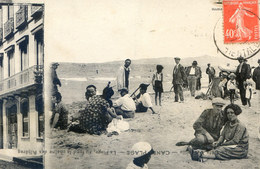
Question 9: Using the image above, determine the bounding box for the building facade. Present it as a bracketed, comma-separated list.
[0, 4, 44, 151]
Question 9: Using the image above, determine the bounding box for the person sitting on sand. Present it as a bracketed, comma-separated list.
[102, 82, 115, 107]
[50, 91, 69, 130]
[68, 85, 120, 135]
[85, 85, 97, 101]
[126, 142, 155, 169]
[113, 88, 136, 118]
[189, 104, 249, 162]
[176, 98, 227, 149]
[134, 84, 156, 114]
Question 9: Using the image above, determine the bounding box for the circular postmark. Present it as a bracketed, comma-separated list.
[213, 5, 260, 60]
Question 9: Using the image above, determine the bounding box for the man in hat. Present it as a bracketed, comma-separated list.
[185, 61, 201, 97]
[113, 88, 136, 118]
[253, 59, 260, 91]
[206, 63, 216, 84]
[235, 57, 251, 106]
[117, 59, 131, 91]
[134, 83, 156, 114]
[172, 57, 187, 103]
[176, 98, 227, 149]
[51, 62, 61, 94]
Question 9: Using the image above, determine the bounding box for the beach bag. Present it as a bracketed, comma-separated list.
[107, 116, 129, 133]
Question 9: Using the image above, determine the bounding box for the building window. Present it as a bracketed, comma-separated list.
[7, 50, 14, 77]
[0, 56, 3, 80]
[35, 29, 43, 67]
[36, 95, 44, 138]
[20, 41, 28, 71]
[21, 98, 29, 137]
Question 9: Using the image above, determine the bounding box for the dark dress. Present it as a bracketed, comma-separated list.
[77, 95, 110, 135]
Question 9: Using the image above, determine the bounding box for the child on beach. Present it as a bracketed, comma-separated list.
[152, 65, 163, 106]
[245, 79, 253, 107]
[126, 142, 155, 169]
[227, 73, 237, 104]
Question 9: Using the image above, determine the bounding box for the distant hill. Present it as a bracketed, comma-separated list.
[56, 55, 239, 78]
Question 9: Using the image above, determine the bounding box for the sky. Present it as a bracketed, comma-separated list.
[43, 0, 228, 64]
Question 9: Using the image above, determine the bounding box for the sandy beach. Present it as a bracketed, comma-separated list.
[46, 87, 260, 169]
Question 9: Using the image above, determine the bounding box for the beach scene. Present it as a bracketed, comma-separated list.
[45, 56, 260, 169]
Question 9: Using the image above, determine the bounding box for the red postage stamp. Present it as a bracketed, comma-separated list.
[223, 0, 259, 43]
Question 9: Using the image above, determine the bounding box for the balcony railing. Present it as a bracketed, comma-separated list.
[31, 5, 43, 17]
[16, 6, 28, 29]
[0, 65, 43, 95]
[4, 18, 14, 39]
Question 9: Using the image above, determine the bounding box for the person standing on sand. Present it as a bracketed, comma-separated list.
[126, 142, 155, 169]
[206, 63, 215, 84]
[196, 65, 202, 91]
[51, 62, 61, 94]
[185, 61, 201, 97]
[152, 65, 164, 106]
[253, 59, 260, 96]
[236, 57, 251, 106]
[176, 98, 227, 149]
[117, 59, 131, 91]
[172, 57, 186, 103]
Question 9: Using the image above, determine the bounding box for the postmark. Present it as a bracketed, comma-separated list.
[223, 0, 259, 43]
[214, 16, 260, 60]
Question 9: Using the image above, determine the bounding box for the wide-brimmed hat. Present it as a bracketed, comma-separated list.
[192, 61, 198, 65]
[131, 142, 152, 158]
[228, 73, 236, 78]
[212, 97, 225, 106]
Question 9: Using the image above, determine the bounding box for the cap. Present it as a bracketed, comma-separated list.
[228, 73, 236, 78]
[174, 57, 180, 60]
[130, 142, 152, 158]
[212, 97, 225, 106]
[192, 61, 197, 65]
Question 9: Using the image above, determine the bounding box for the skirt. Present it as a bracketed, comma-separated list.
[154, 80, 163, 92]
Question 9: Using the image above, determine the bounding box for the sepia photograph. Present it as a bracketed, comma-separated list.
[0, 0, 260, 169]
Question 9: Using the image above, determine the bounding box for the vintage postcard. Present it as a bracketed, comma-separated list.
[0, 0, 260, 169]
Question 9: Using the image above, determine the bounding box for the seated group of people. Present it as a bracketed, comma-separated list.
[176, 98, 249, 161]
[50, 83, 156, 135]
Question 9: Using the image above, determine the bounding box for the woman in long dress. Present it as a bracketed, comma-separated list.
[229, 3, 254, 40]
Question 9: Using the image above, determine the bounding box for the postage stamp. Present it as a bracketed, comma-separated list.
[223, 0, 259, 43]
